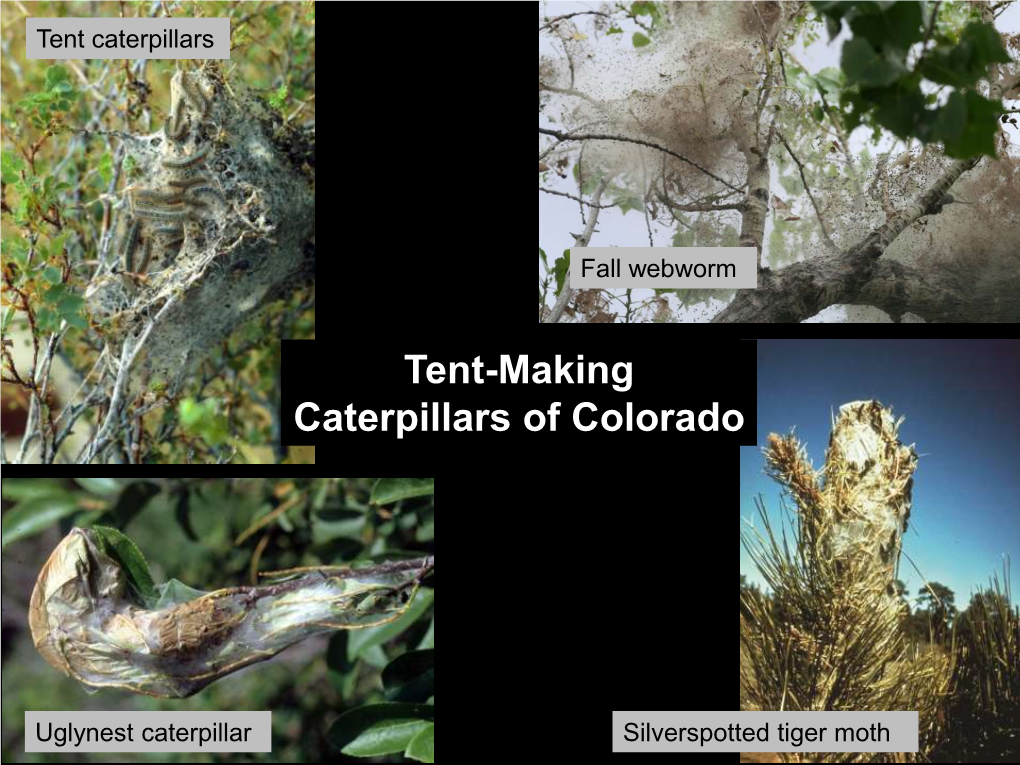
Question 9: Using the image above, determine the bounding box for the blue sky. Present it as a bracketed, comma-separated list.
[743, 339, 1020, 611]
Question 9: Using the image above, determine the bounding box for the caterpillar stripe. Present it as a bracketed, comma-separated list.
[134, 205, 192, 222]
[161, 145, 210, 170]
[167, 175, 212, 189]
[132, 188, 183, 205]
[153, 224, 184, 235]
[121, 219, 140, 273]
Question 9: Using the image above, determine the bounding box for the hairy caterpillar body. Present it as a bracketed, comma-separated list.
[187, 186, 227, 207]
[162, 145, 210, 170]
[133, 205, 193, 223]
[131, 188, 183, 206]
[164, 109, 186, 142]
[167, 174, 212, 189]
[180, 73, 209, 117]
[120, 219, 140, 273]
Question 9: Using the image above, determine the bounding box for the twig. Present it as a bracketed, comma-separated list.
[775, 130, 838, 252]
[538, 127, 745, 193]
[544, 177, 609, 324]
[539, 11, 610, 33]
[539, 186, 618, 208]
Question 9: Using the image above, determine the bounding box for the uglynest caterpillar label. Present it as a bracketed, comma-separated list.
[29, 527, 433, 698]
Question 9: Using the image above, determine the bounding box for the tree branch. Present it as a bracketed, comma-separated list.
[712, 155, 981, 322]
[850, 258, 1020, 324]
[539, 11, 610, 33]
[538, 127, 745, 193]
[775, 130, 838, 252]
[544, 178, 609, 324]
[539, 186, 619, 208]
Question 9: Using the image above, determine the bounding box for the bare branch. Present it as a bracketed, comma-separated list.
[712, 155, 981, 323]
[538, 127, 745, 193]
[544, 178, 610, 324]
[539, 11, 610, 33]
[539, 186, 619, 208]
[775, 130, 838, 252]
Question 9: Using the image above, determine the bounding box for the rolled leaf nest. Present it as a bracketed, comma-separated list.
[29, 527, 432, 698]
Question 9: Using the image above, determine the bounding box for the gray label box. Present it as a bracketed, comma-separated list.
[612, 711, 918, 753]
[570, 247, 757, 288]
[25, 711, 271, 753]
[26, 18, 230, 59]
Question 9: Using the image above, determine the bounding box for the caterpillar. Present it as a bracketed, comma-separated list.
[167, 174, 211, 190]
[152, 224, 184, 237]
[187, 186, 227, 206]
[133, 205, 192, 223]
[131, 188, 183, 206]
[161, 145, 210, 170]
[120, 219, 140, 273]
[180, 73, 208, 117]
[137, 238, 153, 274]
[164, 109, 186, 141]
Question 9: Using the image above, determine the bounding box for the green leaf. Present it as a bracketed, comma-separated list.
[62, 310, 88, 331]
[2, 235, 29, 266]
[371, 478, 434, 505]
[814, 67, 843, 95]
[553, 251, 570, 296]
[607, 26, 623, 34]
[1, 151, 24, 184]
[931, 90, 1002, 158]
[383, 649, 435, 703]
[1, 493, 80, 547]
[178, 398, 229, 446]
[348, 587, 434, 660]
[57, 293, 84, 316]
[539, 246, 548, 270]
[45, 65, 68, 90]
[153, 578, 208, 609]
[405, 724, 434, 763]
[632, 32, 650, 48]
[109, 481, 161, 527]
[91, 525, 156, 603]
[97, 152, 113, 186]
[920, 21, 1013, 89]
[812, 104, 825, 122]
[0, 479, 66, 502]
[869, 81, 927, 138]
[43, 284, 67, 304]
[74, 477, 122, 495]
[311, 508, 365, 544]
[842, 36, 905, 87]
[327, 704, 434, 757]
[848, 0, 924, 51]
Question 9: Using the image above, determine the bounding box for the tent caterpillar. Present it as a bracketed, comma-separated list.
[162, 145, 210, 170]
[164, 109, 186, 141]
[137, 238, 153, 274]
[120, 219, 140, 273]
[180, 73, 208, 117]
[187, 186, 227, 206]
[153, 224, 184, 237]
[133, 205, 192, 222]
[167, 174, 211, 190]
[131, 188, 183, 206]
